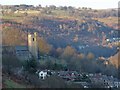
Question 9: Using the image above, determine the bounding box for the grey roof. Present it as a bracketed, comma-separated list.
[15, 46, 28, 51]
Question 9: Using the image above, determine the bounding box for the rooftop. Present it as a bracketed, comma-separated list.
[15, 46, 28, 51]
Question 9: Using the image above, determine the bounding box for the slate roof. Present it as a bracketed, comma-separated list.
[15, 46, 28, 51]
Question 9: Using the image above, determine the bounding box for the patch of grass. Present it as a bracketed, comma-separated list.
[2, 15, 16, 20]
[95, 17, 118, 24]
[2, 13, 24, 20]
[4, 79, 26, 88]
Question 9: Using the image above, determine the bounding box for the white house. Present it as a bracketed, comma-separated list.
[38, 71, 47, 79]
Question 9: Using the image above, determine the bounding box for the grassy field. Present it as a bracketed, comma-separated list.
[2, 15, 19, 20]
[95, 17, 118, 24]
[4, 79, 26, 88]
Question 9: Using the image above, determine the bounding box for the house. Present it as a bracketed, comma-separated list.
[36, 70, 49, 79]
[36, 70, 55, 79]
[58, 71, 78, 81]
[15, 46, 32, 60]
[38, 71, 48, 79]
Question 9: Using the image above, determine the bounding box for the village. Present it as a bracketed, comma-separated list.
[6, 67, 120, 88]
[2, 31, 120, 88]
[36, 69, 120, 88]
[1, 4, 120, 89]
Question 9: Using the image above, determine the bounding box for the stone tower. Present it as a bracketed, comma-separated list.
[28, 32, 38, 59]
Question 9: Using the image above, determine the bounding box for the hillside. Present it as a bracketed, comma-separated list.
[109, 51, 120, 68]
[1, 5, 119, 58]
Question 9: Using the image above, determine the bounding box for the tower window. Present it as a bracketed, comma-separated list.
[33, 38, 34, 41]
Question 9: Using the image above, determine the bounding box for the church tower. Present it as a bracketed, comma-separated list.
[28, 32, 38, 59]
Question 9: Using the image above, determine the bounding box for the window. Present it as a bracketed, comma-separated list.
[33, 38, 34, 41]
